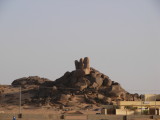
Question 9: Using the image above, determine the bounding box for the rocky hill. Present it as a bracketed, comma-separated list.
[1, 57, 141, 109]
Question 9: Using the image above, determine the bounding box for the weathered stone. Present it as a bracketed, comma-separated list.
[60, 94, 71, 101]
[97, 94, 105, 100]
[75, 78, 88, 91]
[91, 82, 98, 89]
[12, 76, 51, 86]
[108, 85, 126, 98]
[74, 57, 91, 76]
[84, 94, 96, 104]
[104, 97, 112, 103]
[75, 60, 79, 69]
[79, 58, 84, 69]
[83, 57, 90, 69]
[90, 73, 103, 89]
[52, 86, 57, 91]
[73, 69, 85, 78]
[103, 78, 112, 87]
[66, 101, 75, 107]
[83, 68, 91, 75]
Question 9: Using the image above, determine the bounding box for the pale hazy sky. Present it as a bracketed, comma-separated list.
[0, 0, 160, 93]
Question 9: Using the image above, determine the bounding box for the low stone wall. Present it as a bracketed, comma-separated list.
[0, 113, 61, 120]
[116, 109, 135, 115]
[87, 114, 124, 120]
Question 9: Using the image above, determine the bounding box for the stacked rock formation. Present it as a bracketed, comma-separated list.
[73, 57, 91, 91]
[10, 57, 140, 106]
[75, 57, 91, 75]
[46, 57, 140, 105]
[54, 57, 123, 91]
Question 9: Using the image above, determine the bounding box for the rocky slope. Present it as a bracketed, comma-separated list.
[1, 57, 141, 108]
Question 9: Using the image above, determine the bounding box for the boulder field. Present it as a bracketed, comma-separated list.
[9, 57, 140, 107]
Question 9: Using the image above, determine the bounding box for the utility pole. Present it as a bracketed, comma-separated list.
[155, 94, 156, 115]
[19, 86, 22, 117]
[141, 97, 142, 115]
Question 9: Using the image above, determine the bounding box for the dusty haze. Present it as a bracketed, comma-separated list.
[0, 0, 160, 93]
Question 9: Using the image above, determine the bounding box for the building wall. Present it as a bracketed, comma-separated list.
[118, 101, 160, 108]
[144, 94, 160, 101]
[116, 109, 134, 115]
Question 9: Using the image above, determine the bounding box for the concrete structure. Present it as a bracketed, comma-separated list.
[117, 101, 160, 115]
[143, 94, 160, 101]
[116, 109, 134, 115]
[101, 108, 107, 115]
[101, 94, 160, 115]
[117, 101, 160, 109]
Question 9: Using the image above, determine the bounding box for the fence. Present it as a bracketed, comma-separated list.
[1, 113, 160, 120]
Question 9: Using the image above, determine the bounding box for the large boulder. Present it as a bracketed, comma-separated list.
[12, 76, 51, 86]
[108, 84, 126, 99]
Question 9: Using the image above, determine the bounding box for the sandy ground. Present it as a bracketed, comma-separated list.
[1, 86, 160, 120]
[0, 104, 100, 114]
[0, 106, 159, 120]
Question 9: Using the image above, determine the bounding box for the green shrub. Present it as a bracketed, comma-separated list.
[125, 106, 137, 110]
[143, 110, 149, 115]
